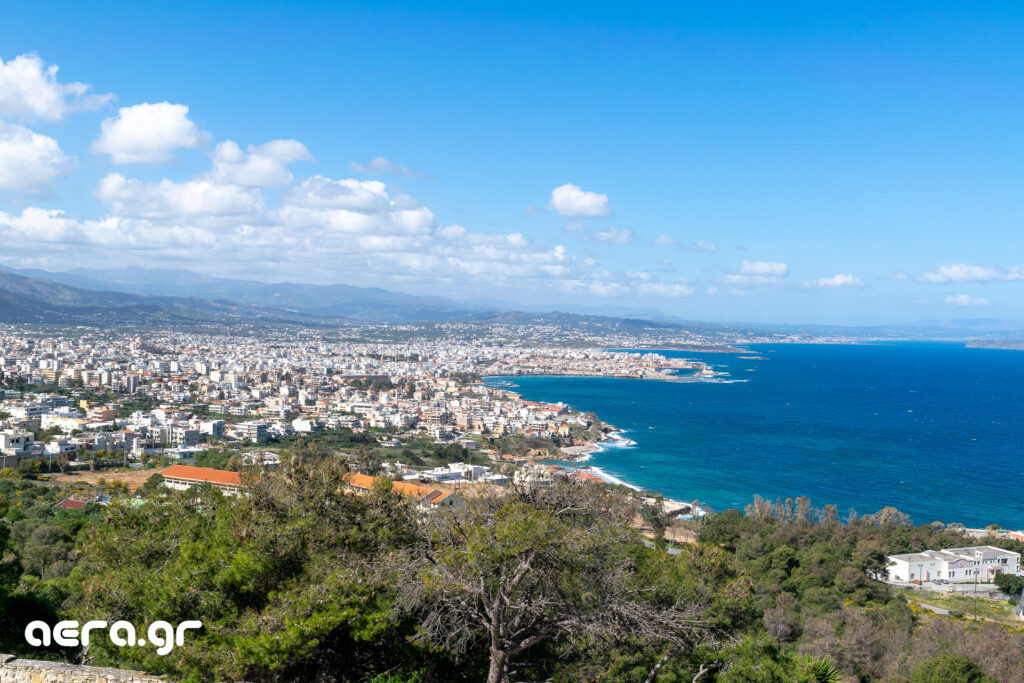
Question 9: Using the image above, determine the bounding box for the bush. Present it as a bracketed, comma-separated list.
[910, 653, 995, 683]
[994, 572, 1024, 596]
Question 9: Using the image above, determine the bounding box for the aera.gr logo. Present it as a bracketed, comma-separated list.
[25, 620, 202, 656]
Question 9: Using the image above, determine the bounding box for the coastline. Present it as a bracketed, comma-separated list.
[487, 345, 1024, 530]
[560, 430, 703, 517]
[488, 373, 703, 511]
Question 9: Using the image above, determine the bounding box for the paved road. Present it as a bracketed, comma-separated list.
[913, 602, 951, 616]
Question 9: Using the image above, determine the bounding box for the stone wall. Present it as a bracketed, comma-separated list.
[0, 654, 164, 682]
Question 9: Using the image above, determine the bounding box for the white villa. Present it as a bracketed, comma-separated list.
[887, 545, 1022, 583]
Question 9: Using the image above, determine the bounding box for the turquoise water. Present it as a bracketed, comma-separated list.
[485, 343, 1024, 529]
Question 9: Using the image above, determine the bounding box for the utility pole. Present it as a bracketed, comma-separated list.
[974, 549, 982, 621]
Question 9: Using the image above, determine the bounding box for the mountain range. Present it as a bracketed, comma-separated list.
[2, 265, 1024, 341]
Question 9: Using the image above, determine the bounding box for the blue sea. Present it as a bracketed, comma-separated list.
[485, 343, 1024, 529]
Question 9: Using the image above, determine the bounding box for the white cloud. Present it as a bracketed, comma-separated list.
[653, 234, 676, 246]
[806, 273, 864, 289]
[437, 224, 466, 240]
[349, 156, 423, 178]
[918, 263, 1024, 283]
[740, 260, 789, 277]
[285, 175, 392, 212]
[94, 173, 264, 221]
[2, 136, 691, 300]
[0, 53, 113, 122]
[639, 281, 695, 297]
[0, 121, 74, 196]
[548, 183, 610, 217]
[945, 294, 991, 307]
[684, 240, 717, 252]
[92, 102, 209, 163]
[591, 227, 635, 244]
[207, 139, 312, 187]
[885, 272, 910, 280]
[717, 260, 790, 288]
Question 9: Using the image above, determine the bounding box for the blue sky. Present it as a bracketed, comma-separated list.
[1, 1, 1023, 324]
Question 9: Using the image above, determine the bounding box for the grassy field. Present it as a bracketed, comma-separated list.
[896, 587, 1022, 625]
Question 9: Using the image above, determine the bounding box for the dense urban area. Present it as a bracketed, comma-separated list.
[0, 323, 1022, 682]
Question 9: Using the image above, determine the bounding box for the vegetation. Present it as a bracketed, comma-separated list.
[0, 463, 1022, 681]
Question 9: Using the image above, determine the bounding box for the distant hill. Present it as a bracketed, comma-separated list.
[0, 269, 326, 326]
[7, 266, 494, 323]
[965, 339, 1024, 350]
[6, 265, 1024, 340]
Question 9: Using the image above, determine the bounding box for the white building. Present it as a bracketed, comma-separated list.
[887, 545, 1022, 583]
[199, 419, 225, 438]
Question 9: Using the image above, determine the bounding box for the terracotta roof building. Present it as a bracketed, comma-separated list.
[343, 472, 462, 511]
[161, 464, 245, 496]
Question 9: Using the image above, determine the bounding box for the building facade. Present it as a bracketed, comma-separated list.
[887, 545, 1022, 583]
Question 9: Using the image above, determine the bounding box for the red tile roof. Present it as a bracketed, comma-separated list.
[343, 473, 443, 500]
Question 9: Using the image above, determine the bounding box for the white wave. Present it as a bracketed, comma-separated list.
[585, 465, 642, 491]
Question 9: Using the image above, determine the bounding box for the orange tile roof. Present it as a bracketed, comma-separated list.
[162, 464, 242, 487]
[392, 480, 437, 499]
[344, 472, 376, 489]
[344, 473, 439, 500]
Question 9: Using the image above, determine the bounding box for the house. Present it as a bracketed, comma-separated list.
[343, 473, 462, 511]
[887, 545, 1022, 583]
[242, 450, 281, 471]
[0, 429, 43, 468]
[227, 420, 268, 443]
[161, 464, 246, 496]
[513, 462, 554, 489]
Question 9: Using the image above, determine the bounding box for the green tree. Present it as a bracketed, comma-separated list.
[910, 653, 995, 683]
[68, 457, 426, 682]
[993, 572, 1024, 596]
[405, 482, 736, 683]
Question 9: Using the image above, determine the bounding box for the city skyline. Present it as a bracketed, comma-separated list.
[2, 2, 1023, 324]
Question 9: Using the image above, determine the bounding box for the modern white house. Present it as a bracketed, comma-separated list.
[887, 545, 1022, 583]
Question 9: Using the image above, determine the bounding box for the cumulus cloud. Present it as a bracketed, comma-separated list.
[684, 240, 717, 252]
[717, 260, 789, 288]
[0, 121, 74, 196]
[436, 224, 466, 240]
[0, 53, 113, 121]
[805, 273, 864, 289]
[94, 173, 265, 221]
[206, 139, 312, 187]
[740, 260, 789, 277]
[92, 102, 209, 163]
[591, 227, 635, 244]
[945, 294, 991, 307]
[918, 263, 1024, 283]
[548, 183, 610, 218]
[349, 156, 424, 178]
[653, 234, 676, 246]
[1, 98, 689, 300]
